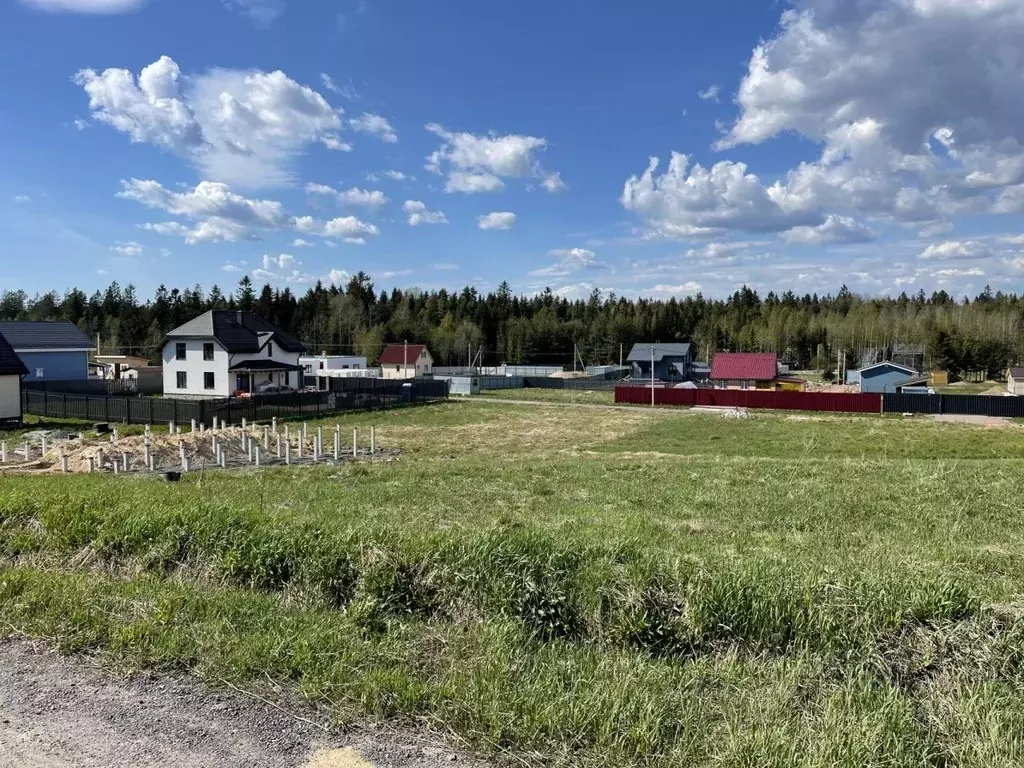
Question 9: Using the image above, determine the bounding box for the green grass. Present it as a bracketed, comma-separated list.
[476, 387, 616, 404]
[3, 401, 1024, 766]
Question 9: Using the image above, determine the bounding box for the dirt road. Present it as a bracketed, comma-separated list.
[0, 640, 476, 768]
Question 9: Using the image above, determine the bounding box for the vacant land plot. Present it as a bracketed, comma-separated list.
[476, 387, 615, 404]
[2, 402, 1024, 767]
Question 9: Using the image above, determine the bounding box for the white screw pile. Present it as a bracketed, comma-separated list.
[275, 433, 282, 458]
[353, 428, 358, 458]
[371, 426, 376, 454]
[1, 442, 6, 463]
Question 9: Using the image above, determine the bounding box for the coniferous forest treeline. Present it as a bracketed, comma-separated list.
[3, 273, 1024, 377]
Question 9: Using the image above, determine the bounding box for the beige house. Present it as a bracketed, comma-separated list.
[1008, 367, 1024, 395]
[378, 344, 433, 379]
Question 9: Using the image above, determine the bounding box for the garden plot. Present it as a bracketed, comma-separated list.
[0, 420, 397, 476]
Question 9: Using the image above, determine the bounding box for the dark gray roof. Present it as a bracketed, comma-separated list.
[0, 331, 28, 377]
[1009, 367, 1024, 379]
[228, 360, 303, 372]
[165, 311, 304, 354]
[0, 321, 92, 351]
[626, 343, 692, 363]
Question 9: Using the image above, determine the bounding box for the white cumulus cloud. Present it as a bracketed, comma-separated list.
[918, 240, 994, 261]
[530, 248, 603, 277]
[403, 200, 448, 226]
[76, 56, 345, 188]
[697, 84, 720, 103]
[426, 122, 564, 194]
[349, 112, 398, 143]
[478, 211, 516, 230]
[305, 183, 388, 208]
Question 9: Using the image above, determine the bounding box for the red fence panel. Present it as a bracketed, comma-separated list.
[615, 386, 882, 414]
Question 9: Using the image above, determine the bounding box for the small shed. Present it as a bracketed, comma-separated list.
[894, 376, 932, 394]
[850, 362, 919, 394]
[0, 330, 29, 425]
[1008, 368, 1024, 396]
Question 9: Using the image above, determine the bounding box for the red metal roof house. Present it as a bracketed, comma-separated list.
[710, 352, 788, 390]
[378, 344, 434, 379]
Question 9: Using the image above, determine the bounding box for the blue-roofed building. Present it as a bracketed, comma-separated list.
[0, 322, 93, 383]
[627, 343, 694, 382]
[847, 361, 919, 393]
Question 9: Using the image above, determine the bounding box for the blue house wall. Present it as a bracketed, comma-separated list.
[17, 351, 89, 382]
[859, 364, 916, 393]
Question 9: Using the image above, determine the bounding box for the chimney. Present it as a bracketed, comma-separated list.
[236, 310, 244, 325]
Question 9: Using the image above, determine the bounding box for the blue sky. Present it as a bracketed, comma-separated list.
[3, 0, 1024, 301]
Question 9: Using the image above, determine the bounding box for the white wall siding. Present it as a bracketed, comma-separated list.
[0, 375, 20, 420]
[163, 340, 230, 398]
[300, 356, 367, 373]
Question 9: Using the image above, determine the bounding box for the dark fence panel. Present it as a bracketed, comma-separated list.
[881, 393, 1024, 417]
[523, 376, 621, 391]
[615, 386, 882, 413]
[22, 379, 449, 426]
[882, 393, 942, 414]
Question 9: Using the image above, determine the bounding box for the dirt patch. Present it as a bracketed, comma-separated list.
[0, 639, 482, 767]
[931, 414, 1020, 429]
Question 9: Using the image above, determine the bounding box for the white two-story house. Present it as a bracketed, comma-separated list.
[162, 310, 305, 398]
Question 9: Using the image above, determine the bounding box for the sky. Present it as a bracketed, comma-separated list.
[3, 0, 1024, 302]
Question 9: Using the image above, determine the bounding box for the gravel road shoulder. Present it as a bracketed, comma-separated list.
[0, 639, 482, 768]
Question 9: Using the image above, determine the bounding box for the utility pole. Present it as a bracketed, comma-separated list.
[404, 339, 408, 379]
[573, 343, 578, 373]
[647, 346, 655, 409]
[96, 333, 101, 356]
[619, 343, 623, 369]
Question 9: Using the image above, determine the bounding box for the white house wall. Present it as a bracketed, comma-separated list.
[0, 375, 20, 420]
[162, 340, 231, 398]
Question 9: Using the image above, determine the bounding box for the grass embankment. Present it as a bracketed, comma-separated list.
[3, 402, 1024, 766]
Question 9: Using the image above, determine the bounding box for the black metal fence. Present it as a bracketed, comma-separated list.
[22, 378, 162, 396]
[22, 379, 449, 426]
[522, 376, 622, 391]
[882, 392, 1024, 418]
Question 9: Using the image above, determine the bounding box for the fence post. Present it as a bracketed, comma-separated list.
[43, 391, 48, 417]
[938, 394, 944, 416]
[63, 393, 68, 419]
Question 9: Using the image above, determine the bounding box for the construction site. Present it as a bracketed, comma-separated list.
[0, 418, 397, 477]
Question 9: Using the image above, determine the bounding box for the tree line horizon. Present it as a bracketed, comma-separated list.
[2, 273, 1023, 377]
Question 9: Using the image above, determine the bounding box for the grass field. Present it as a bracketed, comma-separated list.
[3, 401, 1024, 766]
[476, 387, 616, 404]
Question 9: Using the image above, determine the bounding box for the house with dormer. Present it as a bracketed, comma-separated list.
[162, 311, 305, 398]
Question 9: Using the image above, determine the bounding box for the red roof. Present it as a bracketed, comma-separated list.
[710, 352, 778, 381]
[379, 344, 429, 365]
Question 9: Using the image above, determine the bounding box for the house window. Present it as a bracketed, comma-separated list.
[741, 381, 749, 390]
[203, 343, 214, 361]
[284, 371, 289, 386]
[176, 371, 187, 389]
[342, 364, 349, 369]
[176, 343, 186, 361]
[319, 362, 325, 370]
[35, 367, 44, 378]
[395, 365, 401, 372]
[303, 364, 312, 374]
[267, 343, 273, 357]
[204, 372, 215, 390]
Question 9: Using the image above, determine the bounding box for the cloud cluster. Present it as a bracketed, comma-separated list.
[425, 123, 564, 194]
[123, 178, 378, 244]
[622, 0, 1024, 264]
[529, 248, 603, 278]
[477, 211, 516, 230]
[403, 200, 448, 226]
[76, 56, 394, 188]
[305, 183, 388, 208]
[349, 113, 398, 143]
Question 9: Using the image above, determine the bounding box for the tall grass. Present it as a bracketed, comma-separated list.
[3, 403, 1024, 765]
